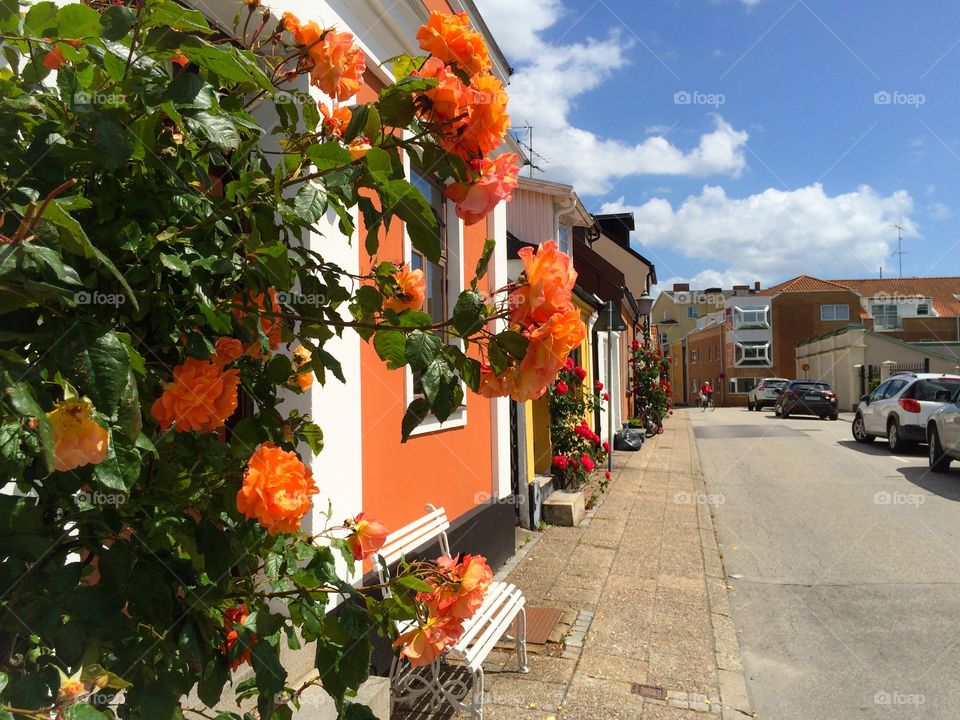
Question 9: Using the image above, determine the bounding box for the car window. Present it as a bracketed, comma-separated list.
[793, 383, 829, 392]
[882, 379, 908, 399]
[914, 378, 960, 402]
[767, 380, 787, 388]
[871, 381, 890, 401]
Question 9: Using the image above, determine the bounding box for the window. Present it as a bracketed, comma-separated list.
[913, 378, 960, 401]
[687, 306, 698, 319]
[871, 304, 900, 330]
[882, 379, 908, 398]
[557, 224, 571, 255]
[820, 304, 850, 321]
[659, 332, 669, 347]
[410, 169, 448, 326]
[916, 303, 930, 316]
[734, 341, 771, 367]
[870, 380, 890, 402]
[733, 306, 769, 329]
[729, 377, 761, 394]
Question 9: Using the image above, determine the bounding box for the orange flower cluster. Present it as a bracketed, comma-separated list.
[151, 357, 240, 433]
[394, 554, 493, 667]
[222, 604, 255, 670]
[345, 512, 389, 561]
[382, 264, 427, 314]
[445, 154, 520, 226]
[47, 399, 110, 472]
[282, 13, 365, 102]
[416, 11, 491, 76]
[236, 442, 318, 535]
[479, 241, 586, 402]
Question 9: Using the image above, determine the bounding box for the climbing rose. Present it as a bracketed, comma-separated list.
[47, 400, 109, 472]
[419, 554, 492, 620]
[415, 57, 472, 130]
[416, 11, 491, 76]
[236, 443, 318, 535]
[513, 308, 586, 400]
[605, 471, 611, 480]
[319, 102, 351, 137]
[602, 441, 611, 452]
[445, 153, 519, 226]
[307, 30, 365, 100]
[234, 288, 283, 358]
[453, 73, 510, 159]
[632, 340, 640, 349]
[383, 264, 427, 313]
[222, 604, 255, 671]
[347, 137, 372, 160]
[214, 337, 243, 365]
[289, 345, 313, 391]
[393, 613, 464, 667]
[345, 513, 389, 560]
[595, 381, 603, 391]
[565, 357, 575, 371]
[580, 455, 595, 472]
[151, 358, 239, 433]
[509, 241, 577, 327]
[477, 365, 517, 399]
[602, 392, 610, 401]
[43, 45, 66, 70]
[552, 455, 569, 470]
[555, 380, 568, 395]
[574, 366, 587, 382]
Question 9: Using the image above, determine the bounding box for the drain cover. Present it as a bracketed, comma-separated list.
[631, 683, 665, 699]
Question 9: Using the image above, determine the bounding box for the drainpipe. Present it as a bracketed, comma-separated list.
[607, 301, 614, 474]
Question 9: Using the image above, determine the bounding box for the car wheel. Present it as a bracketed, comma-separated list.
[829, 413, 838, 421]
[781, 408, 790, 419]
[747, 400, 755, 411]
[929, 426, 952, 473]
[852, 414, 875, 443]
[887, 418, 912, 453]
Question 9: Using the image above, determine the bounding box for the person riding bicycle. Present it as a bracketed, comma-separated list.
[700, 381, 713, 407]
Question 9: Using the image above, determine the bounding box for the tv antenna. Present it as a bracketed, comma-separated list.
[511, 125, 549, 178]
[892, 224, 906, 278]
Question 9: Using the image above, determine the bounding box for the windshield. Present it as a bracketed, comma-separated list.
[914, 378, 960, 402]
[766, 380, 787, 388]
[792, 383, 830, 392]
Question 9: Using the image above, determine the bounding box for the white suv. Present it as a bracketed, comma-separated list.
[928, 388, 960, 472]
[852, 372, 960, 453]
[747, 378, 789, 411]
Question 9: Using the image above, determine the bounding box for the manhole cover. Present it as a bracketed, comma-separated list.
[509, 607, 563, 645]
[632, 683, 665, 699]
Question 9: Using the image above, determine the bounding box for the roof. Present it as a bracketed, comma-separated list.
[590, 213, 657, 286]
[759, 275, 853, 295]
[797, 324, 960, 362]
[832, 277, 960, 316]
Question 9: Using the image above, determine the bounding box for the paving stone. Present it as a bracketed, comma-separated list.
[577, 649, 649, 684]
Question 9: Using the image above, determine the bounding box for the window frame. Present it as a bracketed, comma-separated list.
[871, 303, 900, 330]
[733, 306, 770, 329]
[734, 340, 771, 367]
[729, 377, 761, 394]
[819, 304, 850, 321]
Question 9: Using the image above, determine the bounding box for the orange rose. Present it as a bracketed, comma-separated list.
[222, 604, 255, 671]
[308, 30, 365, 102]
[347, 138, 372, 160]
[151, 358, 240, 433]
[393, 613, 464, 667]
[233, 289, 283, 358]
[282, 13, 322, 49]
[515, 307, 585, 398]
[171, 49, 189, 67]
[414, 57, 472, 130]
[421, 554, 492, 620]
[382, 264, 426, 314]
[47, 399, 109, 472]
[509, 240, 577, 326]
[214, 337, 244, 365]
[43, 45, 66, 70]
[236, 442, 318, 535]
[445, 153, 519, 226]
[345, 513, 389, 560]
[416, 11, 491, 77]
[478, 365, 518, 400]
[319, 102, 352, 137]
[449, 73, 510, 159]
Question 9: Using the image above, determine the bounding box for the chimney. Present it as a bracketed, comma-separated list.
[673, 283, 690, 292]
[754, 281, 761, 291]
[733, 284, 748, 291]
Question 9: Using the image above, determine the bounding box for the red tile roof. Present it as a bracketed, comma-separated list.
[832, 277, 960, 316]
[758, 275, 853, 295]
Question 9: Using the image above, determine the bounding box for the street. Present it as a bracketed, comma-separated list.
[693, 406, 960, 719]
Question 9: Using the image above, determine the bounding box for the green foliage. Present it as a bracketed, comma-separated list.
[630, 342, 672, 428]
[547, 363, 606, 490]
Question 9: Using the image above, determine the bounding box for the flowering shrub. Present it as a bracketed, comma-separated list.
[0, 3, 581, 719]
[630, 340, 673, 429]
[548, 361, 607, 489]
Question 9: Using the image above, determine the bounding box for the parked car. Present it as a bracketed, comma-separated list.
[853, 373, 960, 452]
[928, 387, 960, 472]
[774, 380, 838, 420]
[747, 378, 789, 411]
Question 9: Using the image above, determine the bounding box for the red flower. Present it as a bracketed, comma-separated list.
[595, 381, 603, 391]
[602, 441, 610, 452]
[565, 357, 575, 371]
[574, 367, 587, 382]
[605, 471, 611, 479]
[632, 340, 640, 350]
[552, 455, 569, 470]
[555, 380, 568, 395]
[580, 455, 595, 472]
[223, 604, 255, 671]
[345, 513, 389, 560]
[602, 392, 610, 401]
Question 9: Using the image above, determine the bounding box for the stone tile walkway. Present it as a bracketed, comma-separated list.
[400, 410, 752, 720]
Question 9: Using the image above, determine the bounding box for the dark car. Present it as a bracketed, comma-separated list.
[774, 380, 839, 420]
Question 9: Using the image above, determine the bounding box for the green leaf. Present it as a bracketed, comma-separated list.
[94, 116, 132, 170]
[392, 574, 431, 593]
[314, 626, 370, 710]
[100, 5, 137, 41]
[197, 659, 228, 707]
[381, 180, 440, 263]
[313, 348, 345, 383]
[404, 330, 441, 372]
[24, 2, 58, 36]
[291, 181, 327, 224]
[252, 639, 287, 696]
[363, 147, 393, 180]
[57, 3, 101, 37]
[488, 339, 509, 375]
[343, 704, 377, 720]
[63, 326, 131, 416]
[65, 703, 110, 720]
[265, 354, 292, 385]
[301, 422, 323, 454]
[166, 71, 214, 108]
[373, 330, 406, 370]
[452, 291, 486, 337]
[181, 38, 272, 89]
[183, 111, 240, 150]
[460, 357, 481, 392]
[145, 0, 212, 34]
[305, 142, 353, 171]
[401, 398, 429, 442]
[0, 671, 7, 695]
[496, 330, 529, 360]
[475, 238, 496, 281]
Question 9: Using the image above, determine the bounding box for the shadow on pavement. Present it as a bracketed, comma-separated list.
[836, 439, 926, 458]
[898, 464, 960, 501]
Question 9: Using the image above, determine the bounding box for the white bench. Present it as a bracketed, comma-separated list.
[375, 504, 528, 718]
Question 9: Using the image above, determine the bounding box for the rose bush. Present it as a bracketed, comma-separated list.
[548, 361, 606, 490]
[0, 3, 582, 720]
[630, 340, 672, 430]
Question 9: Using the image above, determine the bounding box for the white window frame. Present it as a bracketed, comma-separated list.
[871, 303, 900, 330]
[734, 341, 771, 367]
[687, 306, 698, 319]
[733, 306, 770, 329]
[916, 303, 930, 316]
[557, 223, 571, 255]
[403, 163, 467, 436]
[819, 304, 850, 321]
[729, 377, 761, 394]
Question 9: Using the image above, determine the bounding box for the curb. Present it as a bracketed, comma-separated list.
[687, 420, 754, 720]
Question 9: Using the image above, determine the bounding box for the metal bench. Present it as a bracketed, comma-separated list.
[375, 504, 528, 718]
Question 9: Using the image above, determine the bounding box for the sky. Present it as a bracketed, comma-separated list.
[472, 0, 960, 293]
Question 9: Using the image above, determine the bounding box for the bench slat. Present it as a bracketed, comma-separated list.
[378, 508, 449, 565]
[455, 582, 514, 647]
[463, 592, 525, 670]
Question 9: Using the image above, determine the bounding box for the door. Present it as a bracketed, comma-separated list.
[942, 391, 960, 451]
[864, 380, 891, 433]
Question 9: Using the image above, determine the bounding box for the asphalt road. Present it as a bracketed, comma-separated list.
[690, 406, 960, 719]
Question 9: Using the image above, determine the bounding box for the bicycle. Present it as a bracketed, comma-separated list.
[635, 396, 663, 437]
[699, 394, 715, 412]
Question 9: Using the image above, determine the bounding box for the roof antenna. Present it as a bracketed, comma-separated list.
[511, 125, 549, 177]
[892, 223, 906, 278]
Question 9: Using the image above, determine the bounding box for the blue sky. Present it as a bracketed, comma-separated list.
[474, 0, 960, 291]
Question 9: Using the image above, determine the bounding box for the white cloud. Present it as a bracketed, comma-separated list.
[602, 184, 917, 282]
[927, 202, 952, 221]
[653, 269, 757, 297]
[474, 0, 750, 194]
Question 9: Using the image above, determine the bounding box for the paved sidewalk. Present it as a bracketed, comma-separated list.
[472, 410, 753, 720]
